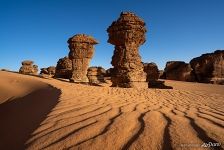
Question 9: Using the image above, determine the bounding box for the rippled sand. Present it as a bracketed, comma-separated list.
[0, 71, 223, 150]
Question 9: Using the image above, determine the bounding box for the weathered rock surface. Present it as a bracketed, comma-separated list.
[87, 66, 106, 84]
[190, 50, 224, 84]
[55, 57, 72, 79]
[143, 62, 159, 81]
[164, 61, 195, 82]
[68, 34, 98, 83]
[40, 66, 56, 77]
[105, 68, 113, 77]
[40, 68, 48, 75]
[19, 60, 38, 75]
[107, 12, 147, 88]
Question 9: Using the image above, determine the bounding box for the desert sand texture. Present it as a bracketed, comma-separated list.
[0, 71, 224, 150]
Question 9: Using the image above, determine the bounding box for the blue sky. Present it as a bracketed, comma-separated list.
[0, 0, 224, 71]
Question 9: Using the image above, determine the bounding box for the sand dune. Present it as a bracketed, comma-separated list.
[0, 71, 223, 150]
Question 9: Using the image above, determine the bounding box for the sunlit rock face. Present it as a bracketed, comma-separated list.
[19, 60, 38, 75]
[190, 50, 224, 84]
[67, 34, 98, 83]
[107, 12, 147, 88]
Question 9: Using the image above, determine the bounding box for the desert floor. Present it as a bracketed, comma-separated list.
[0, 71, 223, 150]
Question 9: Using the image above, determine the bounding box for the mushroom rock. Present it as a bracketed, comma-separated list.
[19, 60, 38, 75]
[164, 61, 195, 82]
[107, 12, 147, 88]
[87, 66, 106, 84]
[67, 34, 98, 83]
[55, 56, 72, 79]
[190, 50, 224, 84]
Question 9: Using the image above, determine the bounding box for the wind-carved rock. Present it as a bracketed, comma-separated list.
[55, 57, 72, 79]
[68, 34, 98, 83]
[107, 12, 147, 88]
[87, 66, 106, 84]
[19, 60, 38, 75]
[164, 61, 195, 82]
[40, 66, 56, 77]
[190, 50, 224, 84]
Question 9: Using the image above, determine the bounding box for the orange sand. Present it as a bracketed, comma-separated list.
[0, 71, 223, 150]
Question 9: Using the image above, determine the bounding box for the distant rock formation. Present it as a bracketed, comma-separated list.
[159, 70, 165, 79]
[105, 68, 113, 77]
[190, 50, 224, 84]
[87, 66, 106, 84]
[19, 60, 38, 75]
[40, 66, 56, 77]
[107, 12, 147, 88]
[164, 61, 195, 82]
[143, 62, 159, 81]
[55, 57, 72, 79]
[68, 34, 98, 83]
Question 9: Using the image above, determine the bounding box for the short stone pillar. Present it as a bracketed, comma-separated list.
[107, 12, 147, 88]
[87, 66, 106, 84]
[67, 34, 98, 83]
[19, 60, 38, 75]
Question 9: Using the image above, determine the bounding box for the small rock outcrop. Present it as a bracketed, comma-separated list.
[105, 68, 113, 77]
[40, 66, 56, 77]
[68, 34, 98, 83]
[143, 62, 159, 81]
[19, 60, 38, 75]
[164, 61, 195, 82]
[87, 66, 106, 84]
[107, 12, 147, 88]
[190, 50, 224, 84]
[55, 57, 72, 79]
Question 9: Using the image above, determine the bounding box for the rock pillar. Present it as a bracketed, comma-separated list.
[68, 34, 98, 83]
[107, 12, 147, 88]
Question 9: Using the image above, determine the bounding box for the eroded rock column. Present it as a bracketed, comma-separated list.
[107, 12, 147, 88]
[68, 34, 98, 83]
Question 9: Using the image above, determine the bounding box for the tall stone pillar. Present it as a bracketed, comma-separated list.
[107, 12, 147, 88]
[68, 34, 98, 83]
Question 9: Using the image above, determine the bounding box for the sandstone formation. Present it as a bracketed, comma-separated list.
[68, 34, 98, 83]
[55, 57, 72, 79]
[159, 70, 165, 79]
[19, 60, 38, 75]
[40, 66, 56, 77]
[87, 66, 106, 84]
[190, 50, 224, 84]
[40, 68, 48, 75]
[143, 62, 159, 81]
[107, 12, 147, 88]
[164, 61, 195, 82]
[105, 68, 112, 77]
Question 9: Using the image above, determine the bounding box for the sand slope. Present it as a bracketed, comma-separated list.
[0, 71, 61, 150]
[0, 71, 223, 150]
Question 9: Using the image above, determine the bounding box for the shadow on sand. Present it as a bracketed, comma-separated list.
[0, 85, 61, 150]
